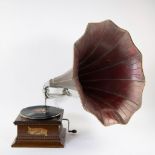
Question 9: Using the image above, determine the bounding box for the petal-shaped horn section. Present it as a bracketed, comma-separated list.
[49, 20, 145, 126]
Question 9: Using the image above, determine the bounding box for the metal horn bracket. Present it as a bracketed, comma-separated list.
[44, 87, 71, 100]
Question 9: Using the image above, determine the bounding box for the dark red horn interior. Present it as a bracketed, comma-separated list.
[73, 20, 145, 126]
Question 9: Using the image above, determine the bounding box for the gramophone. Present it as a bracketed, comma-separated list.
[12, 20, 145, 148]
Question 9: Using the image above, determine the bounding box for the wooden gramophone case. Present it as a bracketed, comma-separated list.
[12, 108, 66, 148]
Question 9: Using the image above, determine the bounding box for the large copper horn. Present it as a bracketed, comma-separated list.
[48, 20, 145, 126]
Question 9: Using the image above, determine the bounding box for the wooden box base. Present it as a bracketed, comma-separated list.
[12, 128, 66, 148]
[12, 110, 66, 148]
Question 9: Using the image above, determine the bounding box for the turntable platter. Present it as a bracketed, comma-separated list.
[20, 105, 62, 119]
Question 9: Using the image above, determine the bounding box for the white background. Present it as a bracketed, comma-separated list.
[0, 0, 155, 155]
